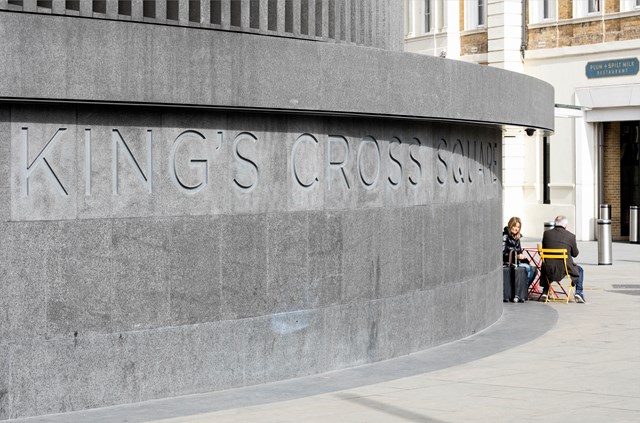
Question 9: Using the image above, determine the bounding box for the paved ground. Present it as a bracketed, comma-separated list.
[14, 241, 640, 423]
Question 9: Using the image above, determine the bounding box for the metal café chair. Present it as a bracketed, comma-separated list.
[538, 247, 575, 303]
[524, 246, 543, 300]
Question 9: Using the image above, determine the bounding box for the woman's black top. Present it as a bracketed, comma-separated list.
[502, 226, 522, 264]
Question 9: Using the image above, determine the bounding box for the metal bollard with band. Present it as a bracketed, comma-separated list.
[599, 204, 611, 220]
[597, 204, 611, 241]
[544, 221, 554, 232]
[597, 218, 613, 265]
[630, 206, 639, 244]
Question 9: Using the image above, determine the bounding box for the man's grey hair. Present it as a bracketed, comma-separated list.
[554, 215, 569, 228]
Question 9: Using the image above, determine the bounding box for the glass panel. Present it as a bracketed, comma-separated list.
[230, 0, 241, 26]
[167, 0, 179, 20]
[315, 0, 322, 36]
[424, 0, 431, 32]
[143, 0, 155, 18]
[250, 0, 259, 29]
[189, 0, 200, 22]
[328, 0, 335, 39]
[285, 0, 293, 33]
[339, 0, 345, 40]
[620, 121, 640, 236]
[93, 1, 106, 14]
[211, 0, 221, 24]
[66, 0, 80, 11]
[118, 0, 131, 16]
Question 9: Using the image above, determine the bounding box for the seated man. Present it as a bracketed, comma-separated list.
[541, 215, 585, 303]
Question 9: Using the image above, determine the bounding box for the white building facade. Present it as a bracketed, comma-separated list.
[405, 0, 640, 240]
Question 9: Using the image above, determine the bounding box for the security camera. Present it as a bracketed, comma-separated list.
[525, 128, 535, 136]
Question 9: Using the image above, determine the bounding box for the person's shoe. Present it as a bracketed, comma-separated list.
[514, 296, 520, 303]
[575, 293, 585, 303]
[540, 293, 548, 302]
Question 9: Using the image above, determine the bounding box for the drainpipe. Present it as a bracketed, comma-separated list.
[520, 0, 527, 60]
[598, 123, 604, 207]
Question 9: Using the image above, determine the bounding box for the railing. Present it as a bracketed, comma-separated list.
[0, 0, 399, 49]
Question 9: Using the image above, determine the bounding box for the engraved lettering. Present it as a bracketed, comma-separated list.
[233, 132, 259, 192]
[21, 127, 68, 196]
[452, 139, 464, 184]
[477, 141, 485, 182]
[436, 138, 448, 185]
[466, 140, 474, 184]
[112, 129, 153, 195]
[409, 137, 422, 186]
[485, 142, 493, 184]
[493, 142, 499, 183]
[216, 131, 223, 150]
[327, 135, 351, 190]
[169, 130, 209, 194]
[357, 136, 380, 190]
[387, 137, 402, 188]
[291, 133, 319, 189]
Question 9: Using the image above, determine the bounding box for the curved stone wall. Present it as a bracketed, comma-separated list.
[0, 8, 553, 421]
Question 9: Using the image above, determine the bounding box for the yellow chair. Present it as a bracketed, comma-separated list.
[538, 247, 575, 303]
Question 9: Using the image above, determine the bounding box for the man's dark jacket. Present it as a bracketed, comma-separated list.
[541, 226, 580, 283]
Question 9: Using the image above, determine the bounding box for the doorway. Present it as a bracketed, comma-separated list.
[620, 121, 640, 237]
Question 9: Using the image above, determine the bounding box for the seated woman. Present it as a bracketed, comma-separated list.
[502, 217, 537, 290]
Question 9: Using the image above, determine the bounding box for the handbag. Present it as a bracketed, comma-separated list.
[507, 249, 519, 268]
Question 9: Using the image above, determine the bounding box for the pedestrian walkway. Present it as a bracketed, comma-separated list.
[13, 242, 640, 423]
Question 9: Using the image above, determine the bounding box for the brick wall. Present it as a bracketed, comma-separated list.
[608, 15, 640, 42]
[527, 1, 640, 50]
[558, 0, 572, 20]
[605, 0, 620, 14]
[461, 31, 489, 55]
[603, 122, 622, 240]
[459, 0, 488, 57]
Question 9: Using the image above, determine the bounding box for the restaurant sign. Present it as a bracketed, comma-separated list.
[586, 58, 639, 79]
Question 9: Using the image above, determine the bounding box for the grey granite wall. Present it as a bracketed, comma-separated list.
[0, 6, 553, 420]
[0, 11, 554, 133]
[0, 104, 503, 419]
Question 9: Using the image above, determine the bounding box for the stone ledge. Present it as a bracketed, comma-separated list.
[0, 11, 554, 133]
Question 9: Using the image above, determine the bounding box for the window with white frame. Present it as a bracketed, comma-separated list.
[404, 0, 412, 36]
[425, 0, 432, 33]
[465, 0, 486, 30]
[529, 0, 557, 24]
[405, 0, 446, 36]
[621, 0, 640, 11]
[573, 0, 602, 18]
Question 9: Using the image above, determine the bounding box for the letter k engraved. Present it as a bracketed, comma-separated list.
[21, 127, 68, 196]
